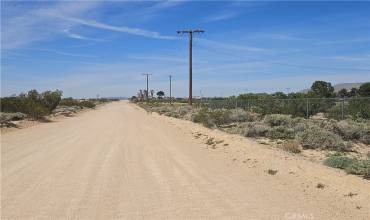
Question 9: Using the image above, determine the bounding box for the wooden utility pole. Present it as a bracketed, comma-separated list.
[142, 73, 152, 100]
[169, 75, 172, 105]
[177, 29, 204, 106]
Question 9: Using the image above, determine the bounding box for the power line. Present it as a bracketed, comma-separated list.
[177, 29, 204, 106]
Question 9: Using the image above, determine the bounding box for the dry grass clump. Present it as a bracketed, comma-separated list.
[282, 141, 301, 154]
[267, 169, 278, 175]
[244, 122, 271, 137]
[229, 108, 259, 122]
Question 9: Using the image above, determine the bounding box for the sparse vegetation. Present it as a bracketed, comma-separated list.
[134, 80, 370, 179]
[316, 183, 325, 189]
[297, 126, 351, 151]
[282, 141, 301, 154]
[324, 155, 370, 179]
[1, 89, 62, 119]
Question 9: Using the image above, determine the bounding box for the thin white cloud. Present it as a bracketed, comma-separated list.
[24, 48, 98, 58]
[198, 39, 271, 53]
[329, 55, 370, 62]
[1, 1, 176, 50]
[315, 38, 370, 45]
[204, 11, 239, 22]
[63, 29, 108, 42]
[53, 16, 176, 40]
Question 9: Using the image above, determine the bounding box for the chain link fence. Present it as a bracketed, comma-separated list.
[195, 97, 370, 119]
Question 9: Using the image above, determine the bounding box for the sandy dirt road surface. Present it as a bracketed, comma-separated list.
[1, 101, 369, 219]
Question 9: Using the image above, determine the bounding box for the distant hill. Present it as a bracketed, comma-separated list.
[300, 82, 367, 93]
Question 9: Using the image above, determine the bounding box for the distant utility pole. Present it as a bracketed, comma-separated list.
[177, 29, 204, 106]
[169, 75, 172, 105]
[142, 73, 152, 100]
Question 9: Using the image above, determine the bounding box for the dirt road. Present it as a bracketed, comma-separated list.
[1, 101, 369, 219]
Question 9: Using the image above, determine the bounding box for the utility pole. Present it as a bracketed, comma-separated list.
[177, 29, 204, 106]
[142, 73, 152, 100]
[169, 75, 172, 105]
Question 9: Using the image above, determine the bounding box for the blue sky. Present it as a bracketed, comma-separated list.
[1, 1, 370, 98]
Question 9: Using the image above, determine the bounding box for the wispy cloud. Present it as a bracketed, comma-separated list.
[63, 29, 108, 42]
[1, 1, 176, 50]
[204, 11, 239, 22]
[198, 39, 271, 53]
[329, 55, 370, 62]
[314, 38, 370, 45]
[53, 16, 176, 40]
[23, 48, 98, 58]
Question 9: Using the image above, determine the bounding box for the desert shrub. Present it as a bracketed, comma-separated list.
[360, 133, 370, 145]
[1, 89, 62, 119]
[282, 141, 301, 153]
[348, 98, 370, 119]
[364, 169, 370, 180]
[267, 126, 295, 139]
[297, 126, 351, 151]
[332, 120, 370, 144]
[191, 108, 215, 128]
[79, 100, 96, 108]
[244, 122, 271, 137]
[324, 156, 355, 169]
[263, 114, 293, 127]
[333, 120, 362, 140]
[41, 90, 63, 112]
[345, 160, 370, 176]
[177, 105, 192, 116]
[228, 109, 257, 122]
[164, 111, 180, 118]
[59, 97, 80, 106]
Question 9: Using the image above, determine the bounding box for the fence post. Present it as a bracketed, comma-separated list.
[235, 99, 238, 109]
[341, 98, 344, 120]
[306, 98, 309, 119]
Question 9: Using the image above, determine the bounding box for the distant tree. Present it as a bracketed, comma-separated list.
[311, 81, 334, 98]
[41, 90, 62, 111]
[272, 92, 287, 99]
[156, 91, 165, 99]
[358, 82, 370, 97]
[349, 88, 358, 97]
[337, 88, 349, 98]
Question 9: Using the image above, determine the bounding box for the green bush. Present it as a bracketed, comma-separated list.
[264, 114, 293, 127]
[60, 98, 95, 109]
[345, 160, 370, 176]
[79, 100, 96, 108]
[297, 126, 351, 151]
[267, 126, 295, 139]
[324, 155, 370, 178]
[1, 89, 62, 119]
[192, 108, 215, 128]
[59, 97, 80, 106]
[324, 156, 355, 169]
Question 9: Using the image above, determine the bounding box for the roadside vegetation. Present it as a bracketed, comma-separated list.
[133, 81, 370, 179]
[1, 89, 117, 127]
